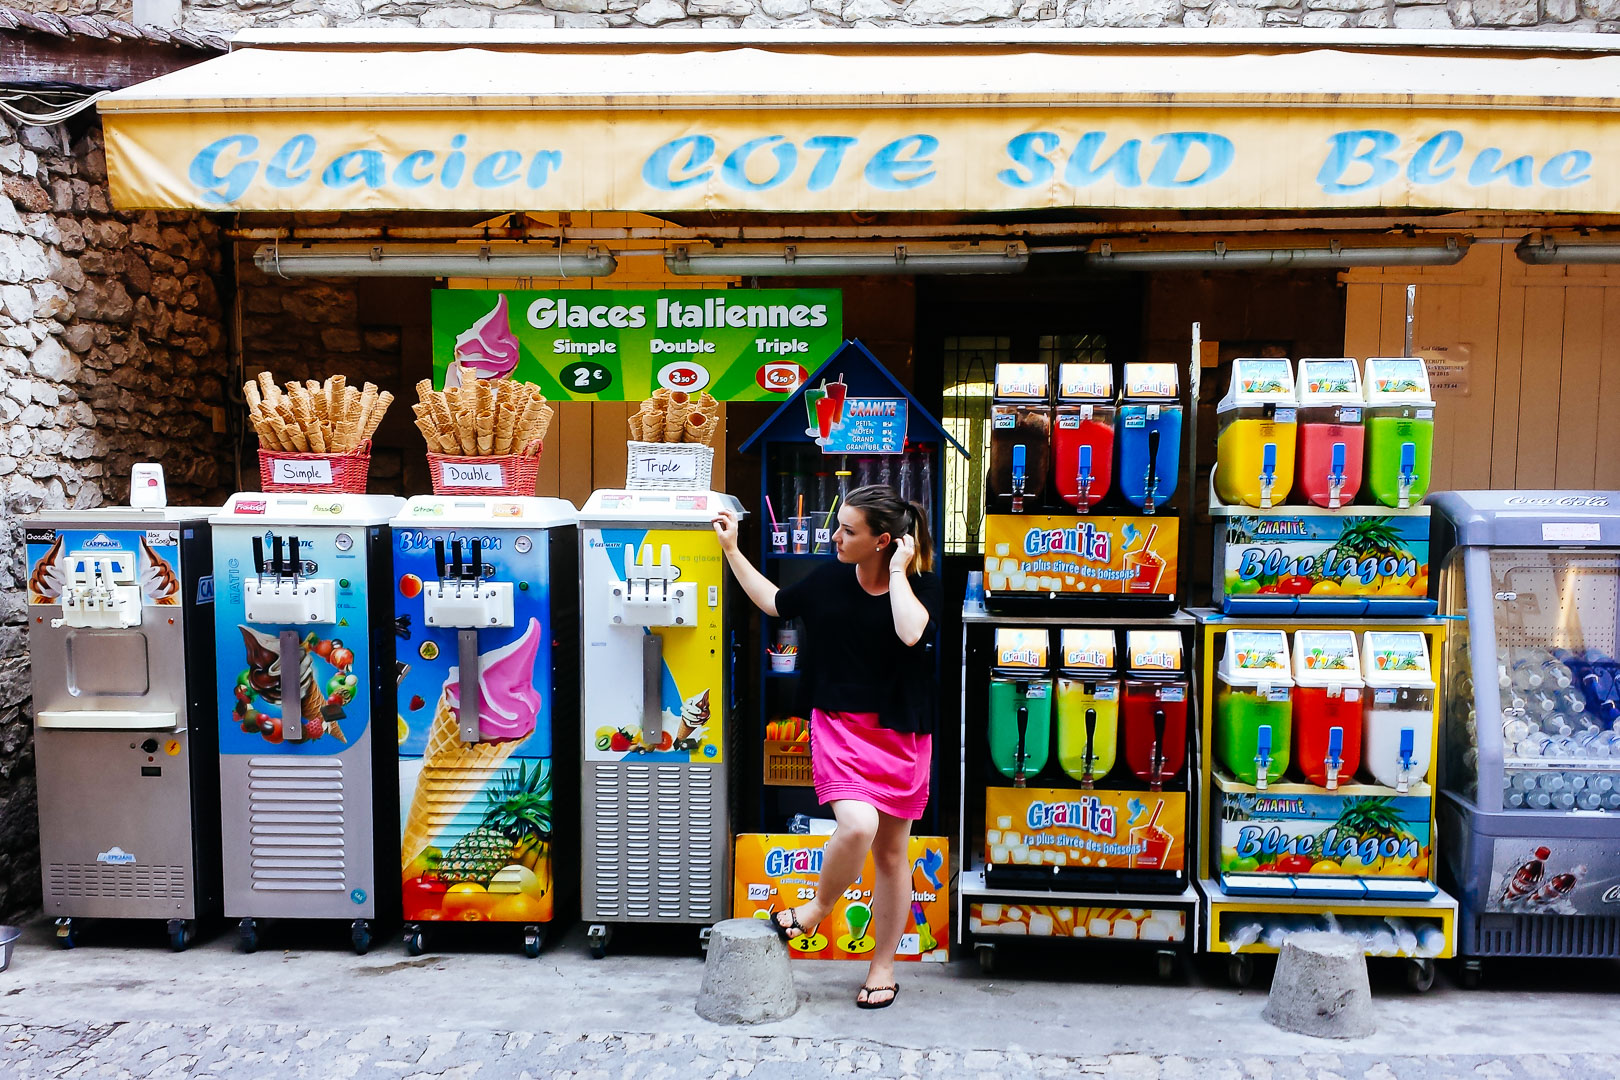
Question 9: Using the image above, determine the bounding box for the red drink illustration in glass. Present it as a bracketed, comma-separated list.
[815, 395, 839, 441]
[1122, 678, 1187, 786]
[1129, 800, 1174, 869]
[826, 375, 849, 424]
[1123, 524, 1165, 594]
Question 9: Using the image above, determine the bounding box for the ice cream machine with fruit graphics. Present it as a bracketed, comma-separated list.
[390, 496, 577, 958]
[1430, 490, 1620, 982]
[961, 616, 1200, 978]
[577, 488, 743, 958]
[25, 495, 220, 952]
[211, 493, 404, 954]
[1195, 613, 1455, 990]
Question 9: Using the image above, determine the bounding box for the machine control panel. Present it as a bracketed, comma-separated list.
[609, 543, 697, 628]
[53, 552, 143, 629]
[242, 533, 337, 625]
[423, 537, 515, 629]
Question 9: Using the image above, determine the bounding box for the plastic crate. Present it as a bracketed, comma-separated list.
[764, 739, 813, 787]
[258, 440, 371, 494]
[427, 452, 542, 496]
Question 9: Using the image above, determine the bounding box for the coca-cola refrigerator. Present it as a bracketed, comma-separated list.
[1430, 491, 1620, 985]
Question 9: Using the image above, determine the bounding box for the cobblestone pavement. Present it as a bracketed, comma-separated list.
[0, 919, 1617, 1078]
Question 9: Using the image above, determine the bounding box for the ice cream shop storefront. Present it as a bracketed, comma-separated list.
[69, 30, 1620, 975]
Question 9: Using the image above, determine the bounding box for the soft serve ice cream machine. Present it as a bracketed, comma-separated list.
[392, 496, 577, 958]
[211, 493, 403, 954]
[26, 503, 219, 951]
[578, 489, 742, 957]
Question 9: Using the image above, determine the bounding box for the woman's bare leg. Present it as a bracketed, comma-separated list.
[859, 810, 915, 1004]
[776, 799, 877, 934]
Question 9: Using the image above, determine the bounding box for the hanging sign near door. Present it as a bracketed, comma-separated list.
[431, 289, 842, 401]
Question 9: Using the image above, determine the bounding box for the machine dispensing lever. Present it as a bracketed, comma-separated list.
[1077, 444, 1094, 514]
[1150, 707, 1167, 792]
[1013, 683, 1030, 788]
[434, 538, 447, 583]
[280, 628, 304, 742]
[253, 536, 266, 582]
[1397, 727, 1416, 793]
[1328, 442, 1347, 510]
[458, 628, 481, 744]
[1325, 725, 1344, 791]
[1398, 442, 1417, 509]
[271, 535, 284, 589]
[642, 632, 664, 747]
[1010, 443, 1027, 514]
[287, 536, 300, 584]
[1143, 428, 1162, 516]
[1255, 724, 1273, 791]
[1259, 442, 1278, 510]
[1081, 706, 1097, 789]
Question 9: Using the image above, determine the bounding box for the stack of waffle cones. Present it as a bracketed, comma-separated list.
[628, 389, 719, 447]
[400, 686, 520, 868]
[413, 378, 553, 458]
[245, 372, 393, 453]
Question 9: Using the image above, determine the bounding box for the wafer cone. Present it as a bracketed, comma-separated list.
[414, 416, 442, 452]
[663, 391, 692, 443]
[494, 402, 519, 455]
[362, 391, 391, 444]
[475, 409, 495, 455]
[400, 686, 522, 869]
[627, 413, 643, 442]
[651, 388, 672, 405]
[534, 402, 553, 443]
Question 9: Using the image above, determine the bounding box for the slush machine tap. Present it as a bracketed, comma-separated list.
[1149, 707, 1167, 792]
[1258, 441, 1278, 510]
[1081, 706, 1097, 789]
[1396, 727, 1416, 794]
[1324, 725, 1344, 791]
[1076, 444, 1094, 514]
[1328, 441, 1347, 510]
[1013, 683, 1030, 788]
[1254, 723, 1273, 792]
[1010, 444, 1027, 514]
[1397, 442, 1417, 509]
[1142, 427, 1162, 516]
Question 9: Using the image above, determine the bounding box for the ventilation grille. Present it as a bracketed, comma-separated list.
[47, 862, 185, 900]
[591, 763, 719, 922]
[248, 756, 346, 892]
[1473, 913, 1620, 958]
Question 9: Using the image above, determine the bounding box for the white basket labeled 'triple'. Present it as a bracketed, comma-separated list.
[626, 441, 714, 491]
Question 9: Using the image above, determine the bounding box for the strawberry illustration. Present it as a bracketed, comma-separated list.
[610, 730, 632, 753]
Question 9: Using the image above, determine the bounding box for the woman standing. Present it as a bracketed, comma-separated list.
[713, 485, 942, 1010]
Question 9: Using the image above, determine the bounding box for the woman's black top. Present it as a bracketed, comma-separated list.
[774, 561, 943, 735]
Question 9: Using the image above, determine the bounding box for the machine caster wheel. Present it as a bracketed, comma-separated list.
[351, 919, 373, 956]
[167, 919, 195, 953]
[1227, 953, 1255, 988]
[238, 918, 259, 954]
[587, 924, 610, 960]
[1156, 950, 1178, 981]
[698, 926, 713, 954]
[1458, 959, 1483, 989]
[1406, 958, 1436, 993]
[976, 944, 996, 975]
[523, 925, 545, 959]
[54, 918, 76, 950]
[404, 926, 425, 957]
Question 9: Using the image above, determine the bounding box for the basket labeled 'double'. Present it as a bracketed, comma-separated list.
[246, 371, 394, 494]
[414, 378, 554, 496]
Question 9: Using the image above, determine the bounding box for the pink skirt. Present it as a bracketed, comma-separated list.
[811, 708, 932, 821]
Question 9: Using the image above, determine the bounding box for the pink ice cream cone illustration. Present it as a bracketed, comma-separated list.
[401, 618, 544, 867]
[447, 295, 522, 388]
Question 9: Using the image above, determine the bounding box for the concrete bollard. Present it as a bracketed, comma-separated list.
[695, 918, 800, 1025]
[1261, 932, 1375, 1039]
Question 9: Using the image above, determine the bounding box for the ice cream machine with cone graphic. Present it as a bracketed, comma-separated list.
[25, 492, 221, 952]
[211, 493, 404, 954]
[390, 496, 577, 958]
[577, 488, 743, 958]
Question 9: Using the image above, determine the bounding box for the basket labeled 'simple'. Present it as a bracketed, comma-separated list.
[258, 441, 372, 494]
[626, 441, 714, 491]
[427, 447, 543, 496]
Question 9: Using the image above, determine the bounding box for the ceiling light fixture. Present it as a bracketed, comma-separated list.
[1515, 236, 1620, 265]
[1080, 237, 1467, 271]
[252, 242, 618, 278]
[666, 241, 1029, 277]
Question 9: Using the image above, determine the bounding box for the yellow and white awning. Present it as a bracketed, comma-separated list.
[98, 30, 1620, 215]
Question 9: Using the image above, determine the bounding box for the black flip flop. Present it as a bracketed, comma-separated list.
[772, 906, 807, 943]
[856, 984, 899, 1009]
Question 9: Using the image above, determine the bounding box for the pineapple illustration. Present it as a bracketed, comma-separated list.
[437, 761, 553, 886]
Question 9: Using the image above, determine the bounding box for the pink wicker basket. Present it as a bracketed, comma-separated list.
[258, 441, 371, 494]
[427, 452, 542, 496]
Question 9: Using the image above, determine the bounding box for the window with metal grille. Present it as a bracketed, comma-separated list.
[940, 333, 1107, 556]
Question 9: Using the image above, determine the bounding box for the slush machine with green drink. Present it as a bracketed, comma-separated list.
[1215, 629, 1295, 788]
[1362, 358, 1435, 509]
[988, 629, 1052, 786]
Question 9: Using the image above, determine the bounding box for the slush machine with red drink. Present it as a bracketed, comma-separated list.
[1053, 363, 1115, 513]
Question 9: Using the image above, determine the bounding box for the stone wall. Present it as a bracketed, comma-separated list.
[0, 112, 229, 921]
[29, 0, 1620, 36]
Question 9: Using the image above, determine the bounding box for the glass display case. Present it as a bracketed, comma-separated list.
[1431, 490, 1620, 975]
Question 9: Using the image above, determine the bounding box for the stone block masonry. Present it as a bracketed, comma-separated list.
[24, 0, 1620, 32]
[0, 113, 229, 921]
